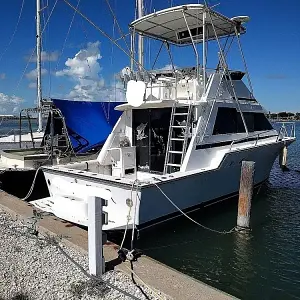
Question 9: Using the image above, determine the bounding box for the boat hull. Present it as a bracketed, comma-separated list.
[37, 140, 287, 230]
[138, 141, 281, 227]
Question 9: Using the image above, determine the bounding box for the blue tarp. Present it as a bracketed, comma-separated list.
[52, 99, 123, 153]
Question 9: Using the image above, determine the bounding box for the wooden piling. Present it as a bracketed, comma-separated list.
[237, 161, 255, 230]
[279, 146, 288, 170]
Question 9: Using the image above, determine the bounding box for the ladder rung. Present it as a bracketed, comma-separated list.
[170, 138, 184, 141]
[174, 113, 189, 116]
[172, 125, 186, 128]
[169, 150, 183, 154]
[167, 163, 181, 167]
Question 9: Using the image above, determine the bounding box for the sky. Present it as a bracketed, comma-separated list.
[0, 0, 299, 114]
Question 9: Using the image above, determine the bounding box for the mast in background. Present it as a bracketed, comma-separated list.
[137, 0, 144, 69]
[36, 0, 43, 132]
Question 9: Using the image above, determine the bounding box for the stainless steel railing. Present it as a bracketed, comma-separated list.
[276, 122, 296, 141]
[229, 130, 278, 151]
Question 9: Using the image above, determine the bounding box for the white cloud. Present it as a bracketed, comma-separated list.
[26, 50, 59, 62]
[0, 93, 24, 114]
[25, 68, 47, 80]
[0, 73, 6, 80]
[55, 41, 109, 100]
[28, 82, 36, 89]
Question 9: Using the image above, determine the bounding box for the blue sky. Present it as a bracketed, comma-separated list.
[0, 0, 299, 113]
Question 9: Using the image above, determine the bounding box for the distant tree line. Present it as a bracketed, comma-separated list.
[268, 112, 300, 120]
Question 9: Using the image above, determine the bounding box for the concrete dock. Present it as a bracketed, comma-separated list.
[0, 191, 237, 300]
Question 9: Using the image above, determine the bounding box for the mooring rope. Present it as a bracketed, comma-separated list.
[153, 182, 235, 235]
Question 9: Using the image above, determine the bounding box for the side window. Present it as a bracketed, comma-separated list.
[213, 108, 246, 135]
[244, 113, 254, 132]
[254, 113, 273, 131]
[244, 112, 273, 131]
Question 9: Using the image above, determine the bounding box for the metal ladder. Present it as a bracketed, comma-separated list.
[163, 103, 192, 174]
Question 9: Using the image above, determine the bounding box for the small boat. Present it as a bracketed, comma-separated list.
[31, 4, 295, 230]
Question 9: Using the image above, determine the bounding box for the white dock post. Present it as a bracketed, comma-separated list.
[88, 196, 108, 276]
[237, 161, 255, 230]
[279, 146, 288, 170]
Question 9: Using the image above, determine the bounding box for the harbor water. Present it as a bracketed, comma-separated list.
[0, 119, 40, 137]
[137, 122, 300, 300]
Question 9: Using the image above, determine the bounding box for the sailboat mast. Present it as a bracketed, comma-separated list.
[137, 0, 144, 69]
[36, 0, 43, 132]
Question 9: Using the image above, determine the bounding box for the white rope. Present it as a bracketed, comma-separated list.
[120, 180, 140, 250]
[120, 204, 132, 250]
[130, 180, 140, 249]
[153, 182, 235, 234]
[20, 152, 53, 201]
[20, 167, 42, 201]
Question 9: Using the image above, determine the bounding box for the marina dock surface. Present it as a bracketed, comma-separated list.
[0, 191, 237, 300]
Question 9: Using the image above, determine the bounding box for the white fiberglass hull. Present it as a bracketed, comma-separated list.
[34, 140, 287, 230]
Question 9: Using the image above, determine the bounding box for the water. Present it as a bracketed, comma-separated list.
[0, 119, 40, 136]
[136, 122, 300, 300]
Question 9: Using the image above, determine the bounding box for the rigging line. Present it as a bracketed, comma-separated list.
[0, 0, 25, 64]
[80, 21, 92, 74]
[216, 35, 234, 71]
[234, 27, 254, 97]
[42, 0, 51, 98]
[153, 182, 235, 235]
[104, 0, 130, 53]
[15, 0, 59, 92]
[62, 0, 151, 76]
[54, 0, 81, 74]
[151, 42, 164, 70]
[41, 0, 59, 36]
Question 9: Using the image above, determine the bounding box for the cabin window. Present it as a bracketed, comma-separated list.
[244, 112, 273, 132]
[213, 108, 245, 135]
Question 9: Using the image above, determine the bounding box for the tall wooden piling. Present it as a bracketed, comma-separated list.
[237, 161, 255, 230]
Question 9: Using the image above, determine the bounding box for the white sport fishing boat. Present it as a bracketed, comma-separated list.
[31, 4, 295, 230]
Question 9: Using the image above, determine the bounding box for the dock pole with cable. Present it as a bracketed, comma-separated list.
[88, 196, 108, 276]
[236, 161, 255, 230]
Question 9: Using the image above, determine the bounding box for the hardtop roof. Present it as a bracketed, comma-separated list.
[130, 4, 246, 46]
